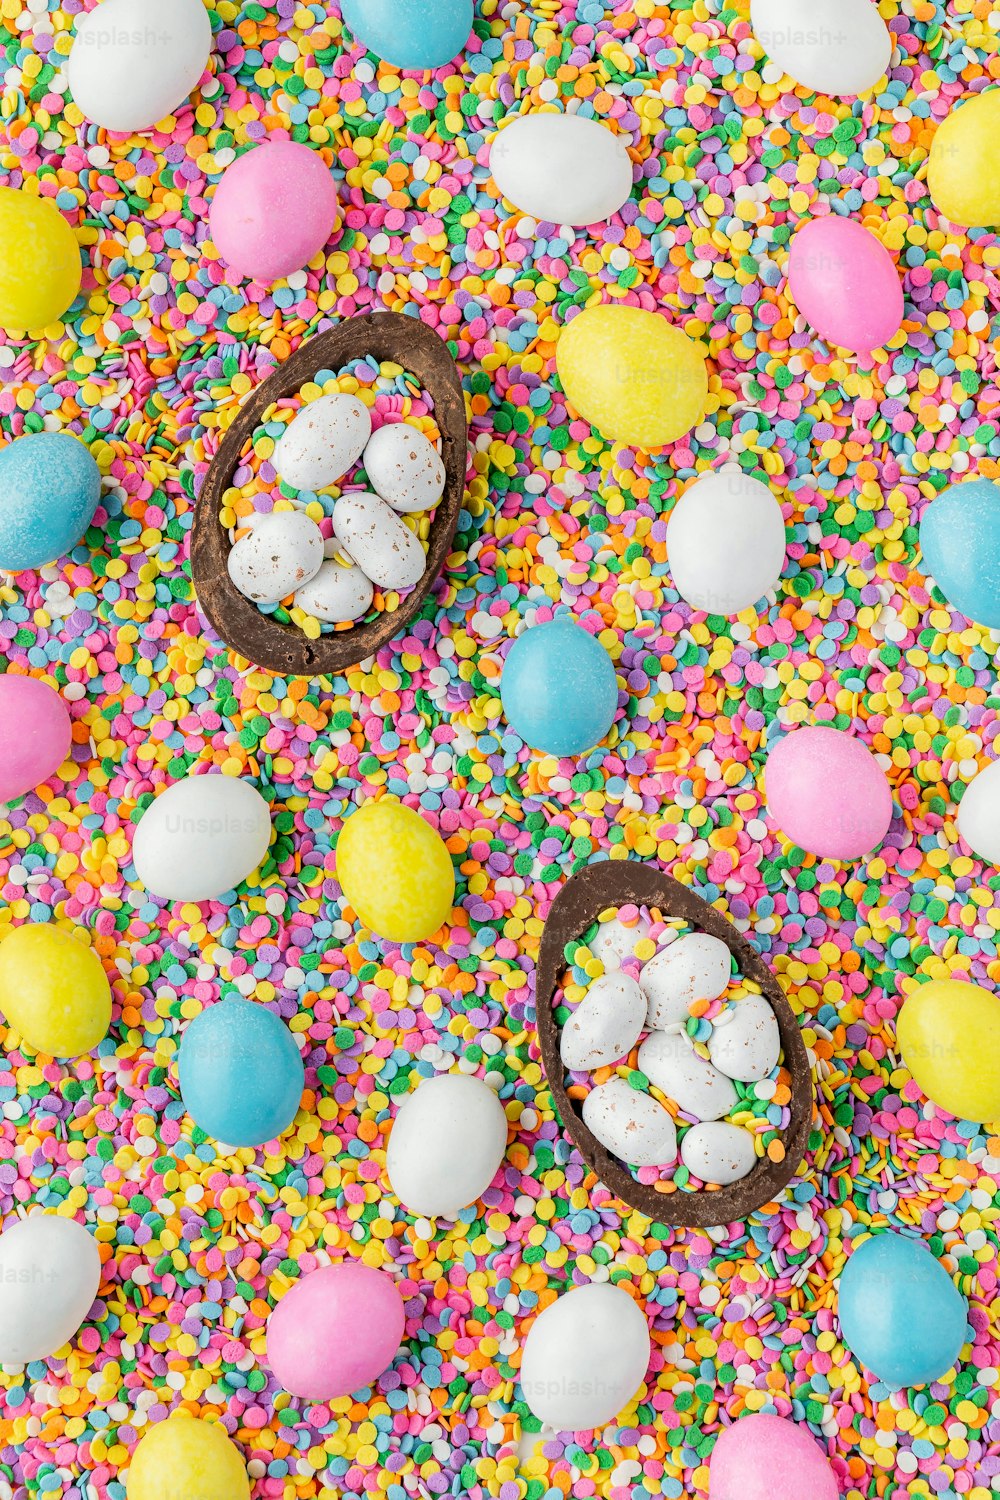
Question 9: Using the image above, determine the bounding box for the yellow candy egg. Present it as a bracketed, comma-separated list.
[0, 923, 112, 1058]
[556, 304, 708, 449]
[0, 187, 82, 332]
[927, 90, 1000, 229]
[126, 1414, 250, 1500]
[336, 800, 455, 943]
[896, 979, 1000, 1123]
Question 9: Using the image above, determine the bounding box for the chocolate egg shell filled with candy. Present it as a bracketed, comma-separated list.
[535, 861, 813, 1227]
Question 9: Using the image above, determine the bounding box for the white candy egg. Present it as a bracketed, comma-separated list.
[334, 491, 425, 592]
[707, 993, 780, 1083]
[957, 759, 1000, 865]
[560, 973, 645, 1072]
[293, 558, 374, 623]
[67, 0, 213, 133]
[227, 511, 324, 605]
[490, 113, 633, 227]
[749, 0, 892, 98]
[132, 773, 271, 902]
[666, 471, 786, 616]
[582, 1079, 677, 1168]
[364, 423, 446, 514]
[680, 1122, 756, 1186]
[519, 1282, 650, 1431]
[0, 1215, 101, 1363]
[274, 394, 372, 493]
[639, 932, 731, 1031]
[638, 1032, 737, 1122]
[386, 1074, 508, 1218]
[590, 914, 651, 973]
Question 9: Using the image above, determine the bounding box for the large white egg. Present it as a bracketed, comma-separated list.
[957, 759, 1000, 865]
[386, 1074, 508, 1218]
[67, 0, 213, 133]
[132, 773, 272, 902]
[275, 394, 372, 493]
[749, 0, 893, 97]
[334, 491, 425, 592]
[227, 511, 324, 605]
[519, 1282, 650, 1431]
[490, 112, 634, 227]
[363, 423, 445, 514]
[666, 471, 786, 616]
[293, 558, 374, 623]
[0, 1215, 101, 1363]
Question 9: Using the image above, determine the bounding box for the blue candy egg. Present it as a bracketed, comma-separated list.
[500, 616, 619, 757]
[340, 0, 473, 71]
[0, 432, 101, 572]
[838, 1231, 968, 1387]
[178, 998, 305, 1148]
[919, 477, 1000, 628]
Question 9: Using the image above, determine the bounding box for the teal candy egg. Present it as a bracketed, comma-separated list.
[500, 616, 619, 757]
[178, 999, 305, 1148]
[340, 0, 473, 70]
[838, 1231, 968, 1387]
[0, 432, 101, 572]
[919, 477, 1000, 628]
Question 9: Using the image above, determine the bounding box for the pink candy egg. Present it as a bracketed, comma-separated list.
[209, 140, 340, 283]
[0, 675, 72, 805]
[709, 1413, 838, 1500]
[765, 724, 892, 860]
[788, 216, 903, 354]
[267, 1262, 404, 1400]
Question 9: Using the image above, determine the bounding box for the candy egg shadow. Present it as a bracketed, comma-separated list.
[535, 861, 814, 1228]
[190, 311, 468, 678]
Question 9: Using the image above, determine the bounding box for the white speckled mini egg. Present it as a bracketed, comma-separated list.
[582, 1079, 677, 1168]
[274, 394, 372, 492]
[638, 1031, 737, 1122]
[227, 511, 324, 604]
[560, 972, 645, 1072]
[364, 423, 445, 514]
[293, 558, 374, 623]
[680, 1121, 756, 1186]
[639, 931, 731, 1031]
[333, 491, 425, 592]
[590, 914, 651, 973]
[707, 992, 780, 1083]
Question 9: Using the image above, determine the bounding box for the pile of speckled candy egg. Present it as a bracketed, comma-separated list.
[4, 0, 1000, 1498]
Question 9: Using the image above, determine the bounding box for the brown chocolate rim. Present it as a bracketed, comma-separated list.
[535, 862, 814, 1228]
[190, 311, 468, 678]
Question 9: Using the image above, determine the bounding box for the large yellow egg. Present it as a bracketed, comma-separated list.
[127, 1414, 250, 1500]
[556, 304, 708, 449]
[336, 800, 455, 943]
[0, 187, 82, 332]
[896, 979, 1000, 1123]
[927, 90, 1000, 229]
[0, 923, 111, 1058]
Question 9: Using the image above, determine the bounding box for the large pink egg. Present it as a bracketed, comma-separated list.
[267, 1263, 405, 1400]
[765, 725, 892, 860]
[0, 676, 72, 805]
[788, 216, 903, 354]
[709, 1413, 838, 1500]
[210, 141, 340, 283]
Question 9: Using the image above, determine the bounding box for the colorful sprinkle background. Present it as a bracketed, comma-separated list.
[3, 1, 1000, 1498]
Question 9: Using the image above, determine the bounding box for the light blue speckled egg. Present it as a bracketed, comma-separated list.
[340, 0, 473, 71]
[0, 432, 101, 572]
[500, 616, 619, 758]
